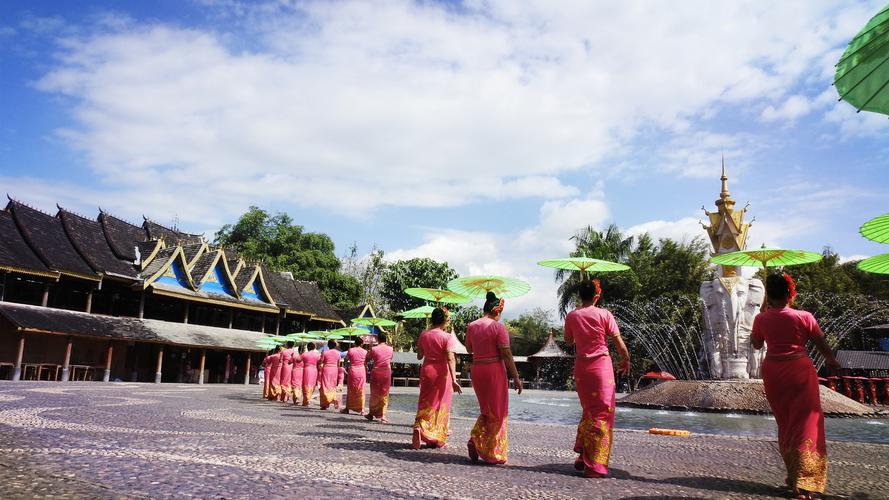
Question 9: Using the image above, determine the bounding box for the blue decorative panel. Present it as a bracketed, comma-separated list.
[242, 279, 269, 303]
[156, 260, 190, 289]
[200, 264, 235, 297]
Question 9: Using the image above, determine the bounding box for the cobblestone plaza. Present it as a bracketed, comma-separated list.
[1, 382, 887, 499]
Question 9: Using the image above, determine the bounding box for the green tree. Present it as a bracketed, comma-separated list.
[342, 243, 388, 312]
[505, 307, 557, 356]
[380, 258, 460, 313]
[215, 206, 361, 308]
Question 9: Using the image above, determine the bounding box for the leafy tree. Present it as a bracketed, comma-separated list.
[380, 258, 460, 314]
[342, 243, 388, 312]
[505, 307, 558, 356]
[756, 247, 889, 301]
[215, 206, 361, 308]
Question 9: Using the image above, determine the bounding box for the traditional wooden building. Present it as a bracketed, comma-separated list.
[0, 198, 344, 384]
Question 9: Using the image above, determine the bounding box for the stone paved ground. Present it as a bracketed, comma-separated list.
[0, 382, 887, 500]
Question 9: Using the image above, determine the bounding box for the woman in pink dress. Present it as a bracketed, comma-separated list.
[342, 341, 368, 415]
[366, 332, 394, 423]
[278, 341, 294, 402]
[301, 343, 321, 406]
[267, 346, 283, 401]
[319, 340, 342, 410]
[412, 307, 462, 449]
[564, 279, 631, 478]
[466, 292, 522, 465]
[290, 345, 304, 405]
[336, 365, 346, 410]
[261, 350, 273, 399]
[752, 274, 840, 499]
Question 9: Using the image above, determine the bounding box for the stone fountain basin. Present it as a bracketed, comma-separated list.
[618, 380, 885, 417]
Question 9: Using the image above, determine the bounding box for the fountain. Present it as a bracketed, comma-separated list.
[618, 166, 882, 416]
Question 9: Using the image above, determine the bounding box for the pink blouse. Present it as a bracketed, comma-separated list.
[292, 353, 303, 369]
[321, 349, 341, 367]
[752, 306, 823, 357]
[564, 306, 620, 360]
[301, 350, 321, 369]
[466, 317, 509, 361]
[418, 328, 457, 363]
[346, 347, 367, 367]
[370, 344, 394, 368]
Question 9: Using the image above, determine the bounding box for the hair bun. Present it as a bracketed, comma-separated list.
[486, 291, 497, 301]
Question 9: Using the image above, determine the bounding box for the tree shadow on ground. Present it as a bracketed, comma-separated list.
[295, 431, 362, 440]
[653, 476, 787, 497]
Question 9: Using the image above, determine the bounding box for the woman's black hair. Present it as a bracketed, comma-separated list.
[483, 291, 500, 314]
[378, 332, 388, 343]
[431, 307, 447, 326]
[578, 280, 597, 301]
[307, 342, 316, 351]
[328, 339, 338, 349]
[285, 340, 294, 348]
[296, 344, 303, 354]
[765, 274, 791, 302]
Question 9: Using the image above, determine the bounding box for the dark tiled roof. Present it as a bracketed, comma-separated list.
[143, 219, 202, 245]
[58, 208, 138, 279]
[0, 210, 56, 276]
[137, 240, 163, 268]
[227, 257, 244, 278]
[191, 250, 219, 283]
[182, 243, 205, 267]
[262, 266, 324, 314]
[836, 350, 889, 370]
[0, 302, 267, 351]
[7, 200, 97, 279]
[98, 211, 146, 262]
[336, 306, 364, 323]
[141, 246, 178, 280]
[235, 264, 258, 292]
[294, 280, 342, 322]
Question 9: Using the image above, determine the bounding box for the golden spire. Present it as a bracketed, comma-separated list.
[716, 156, 735, 209]
[700, 159, 752, 278]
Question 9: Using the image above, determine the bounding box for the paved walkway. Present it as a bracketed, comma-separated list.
[0, 382, 887, 499]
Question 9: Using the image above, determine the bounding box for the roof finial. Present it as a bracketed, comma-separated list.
[719, 156, 730, 201]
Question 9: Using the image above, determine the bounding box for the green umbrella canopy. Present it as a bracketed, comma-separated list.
[325, 333, 346, 340]
[537, 257, 630, 273]
[834, 3, 889, 116]
[710, 247, 822, 268]
[446, 275, 531, 299]
[400, 305, 435, 319]
[268, 335, 292, 343]
[351, 317, 397, 327]
[860, 213, 889, 244]
[329, 326, 367, 336]
[304, 331, 328, 338]
[403, 287, 471, 304]
[858, 253, 889, 274]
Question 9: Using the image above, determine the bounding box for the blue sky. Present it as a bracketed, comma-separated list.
[1, 0, 887, 314]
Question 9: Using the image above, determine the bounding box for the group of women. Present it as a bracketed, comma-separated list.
[260, 274, 838, 499]
[261, 332, 394, 422]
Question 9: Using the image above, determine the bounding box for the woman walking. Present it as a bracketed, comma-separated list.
[412, 307, 461, 449]
[301, 342, 321, 406]
[466, 292, 522, 465]
[367, 332, 394, 423]
[752, 274, 840, 499]
[261, 349, 274, 399]
[267, 346, 283, 401]
[278, 341, 295, 402]
[564, 279, 631, 478]
[290, 345, 304, 405]
[319, 340, 342, 410]
[342, 340, 368, 415]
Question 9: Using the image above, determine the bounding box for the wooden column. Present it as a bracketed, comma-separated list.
[275, 316, 280, 335]
[11, 334, 24, 381]
[60, 336, 73, 382]
[244, 355, 251, 385]
[138, 292, 145, 319]
[228, 310, 234, 329]
[103, 342, 113, 382]
[261, 315, 266, 333]
[0, 271, 7, 302]
[41, 282, 50, 307]
[85, 289, 93, 314]
[154, 346, 164, 384]
[183, 303, 190, 324]
[198, 349, 206, 384]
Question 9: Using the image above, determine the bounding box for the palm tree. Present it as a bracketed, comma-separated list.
[554, 224, 634, 317]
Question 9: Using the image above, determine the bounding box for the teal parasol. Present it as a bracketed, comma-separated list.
[710, 246, 822, 268]
[403, 287, 471, 304]
[329, 326, 367, 336]
[446, 275, 531, 298]
[860, 213, 889, 244]
[351, 317, 396, 327]
[399, 305, 435, 319]
[537, 257, 630, 273]
[858, 253, 889, 274]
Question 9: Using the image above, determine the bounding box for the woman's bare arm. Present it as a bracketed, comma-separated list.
[498, 345, 523, 394]
[447, 351, 462, 394]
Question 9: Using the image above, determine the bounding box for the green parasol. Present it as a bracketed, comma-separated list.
[325, 333, 345, 340]
[446, 275, 531, 299]
[710, 246, 822, 268]
[351, 317, 396, 327]
[329, 326, 367, 336]
[860, 213, 889, 244]
[399, 305, 435, 319]
[834, 3, 889, 116]
[857, 253, 889, 274]
[537, 257, 630, 273]
[403, 287, 471, 304]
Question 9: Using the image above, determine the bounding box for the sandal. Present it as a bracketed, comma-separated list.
[411, 429, 421, 450]
[467, 440, 479, 463]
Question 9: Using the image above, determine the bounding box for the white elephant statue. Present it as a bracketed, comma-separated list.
[700, 277, 765, 379]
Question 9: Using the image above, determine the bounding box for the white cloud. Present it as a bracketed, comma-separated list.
[8, 0, 875, 225]
[839, 254, 869, 264]
[625, 217, 703, 243]
[760, 95, 812, 122]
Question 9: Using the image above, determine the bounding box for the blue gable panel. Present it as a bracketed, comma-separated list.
[199, 264, 234, 297]
[242, 280, 269, 303]
[156, 260, 190, 290]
